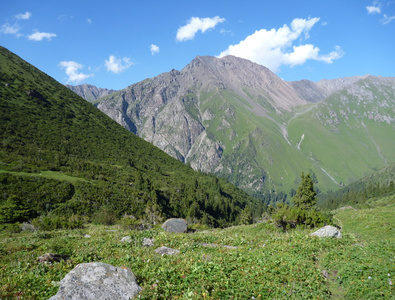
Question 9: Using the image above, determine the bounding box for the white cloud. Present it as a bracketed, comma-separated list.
[105, 55, 133, 73]
[218, 17, 344, 72]
[16, 12, 32, 20]
[0, 23, 21, 35]
[366, 6, 381, 14]
[176, 16, 225, 42]
[87, 18, 92, 24]
[382, 14, 395, 24]
[28, 31, 56, 41]
[150, 44, 160, 55]
[59, 61, 93, 84]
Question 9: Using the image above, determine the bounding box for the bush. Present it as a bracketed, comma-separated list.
[118, 215, 151, 230]
[271, 203, 332, 231]
[31, 214, 85, 230]
[91, 206, 118, 225]
[0, 195, 31, 223]
[0, 223, 22, 233]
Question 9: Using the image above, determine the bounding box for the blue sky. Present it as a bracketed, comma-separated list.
[1, 0, 394, 90]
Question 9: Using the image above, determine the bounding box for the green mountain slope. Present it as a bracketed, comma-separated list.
[287, 76, 395, 187]
[317, 163, 395, 209]
[0, 46, 263, 227]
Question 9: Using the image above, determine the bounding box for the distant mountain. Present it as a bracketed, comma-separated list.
[318, 162, 395, 209]
[66, 83, 116, 102]
[289, 75, 366, 103]
[0, 46, 262, 227]
[95, 55, 395, 196]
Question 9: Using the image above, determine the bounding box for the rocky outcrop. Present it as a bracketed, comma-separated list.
[49, 262, 141, 300]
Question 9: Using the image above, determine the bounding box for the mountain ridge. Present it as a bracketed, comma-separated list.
[68, 55, 395, 196]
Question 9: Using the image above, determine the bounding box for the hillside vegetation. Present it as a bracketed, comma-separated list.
[0, 46, 263, 228]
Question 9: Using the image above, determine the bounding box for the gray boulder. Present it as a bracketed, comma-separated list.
[161, 218, 187, 233]
[121, 236, 132, 243]
[49, 262, 141, 300]
[155, 246, 180, 256]
[311, 225, 342, 238]
[142, 237, 154, 247]
[38, 253, 70, 264]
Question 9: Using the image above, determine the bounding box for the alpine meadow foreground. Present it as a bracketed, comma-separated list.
[1, 195, 394, 299]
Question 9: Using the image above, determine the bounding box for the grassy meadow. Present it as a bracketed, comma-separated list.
[1, 195, 393, 299]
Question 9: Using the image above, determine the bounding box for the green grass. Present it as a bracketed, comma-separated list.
[0, 169, 89, 184]
[1, 196, 393, 299]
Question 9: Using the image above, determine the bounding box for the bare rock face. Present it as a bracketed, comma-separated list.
[48, 262, 141, 300]
[162, 218, 187, 233]
[311, 225, 342, 238]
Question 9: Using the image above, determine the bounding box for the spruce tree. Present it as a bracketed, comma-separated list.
[292, 173, 317, 210]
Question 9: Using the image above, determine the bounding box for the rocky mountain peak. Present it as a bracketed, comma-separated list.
[66, 83, 116, 103]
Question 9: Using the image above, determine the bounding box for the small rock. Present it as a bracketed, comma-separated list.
[48, 262, 141, 300]
[161, 218, 187, 233]
[21, 222, 37, 232]
[142, 238, 154, 247]
[322, 270, 329, 278]
[223, 245, 238, 249]
[338, 206, 356, 211]
[200, 243, 219, 248]
[121, 236, 132, 243]
[311, 225, 342, 238]
[155, 246, 180, 256]
[84, 234, 92, 238]
[38, 253, 70, 264]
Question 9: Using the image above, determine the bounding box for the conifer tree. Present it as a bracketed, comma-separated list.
[292, 173, 317, 210]
[239, 207, 252, 225]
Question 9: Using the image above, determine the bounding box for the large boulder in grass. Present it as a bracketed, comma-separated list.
[161, 218, 187, 233]
[48, 262, 141, 300]
[311, 225, 342, 238]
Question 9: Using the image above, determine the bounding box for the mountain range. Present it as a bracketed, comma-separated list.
[68, 55, 395, 196]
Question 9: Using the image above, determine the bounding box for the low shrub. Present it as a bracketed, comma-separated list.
[118, 215, 151, 230]
[32, 214, 85, 230]
[91, 206, 118, 226]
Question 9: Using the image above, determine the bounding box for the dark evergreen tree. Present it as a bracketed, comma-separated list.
[239, 207, 252, 225]
[292, 173, 317, 210]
